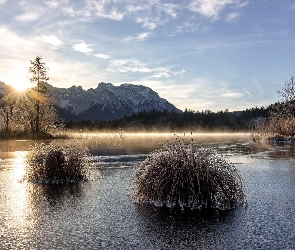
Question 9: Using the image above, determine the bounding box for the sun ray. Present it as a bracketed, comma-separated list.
[9, 81, 33, 92]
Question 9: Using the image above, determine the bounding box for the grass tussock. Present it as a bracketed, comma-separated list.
[134, 139, 246, 210]
[26, 141, 93, 184]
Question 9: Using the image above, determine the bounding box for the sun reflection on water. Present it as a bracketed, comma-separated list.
[2, 150, 31, 240]
[13, 151, 28, 182]
[11, 151, 29, 220]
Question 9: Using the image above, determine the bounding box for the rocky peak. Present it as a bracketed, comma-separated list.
[49, 82, 181, 121]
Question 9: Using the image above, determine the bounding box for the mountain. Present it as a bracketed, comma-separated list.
[0, 81, 13, 94]
[48, 82, 181, 121]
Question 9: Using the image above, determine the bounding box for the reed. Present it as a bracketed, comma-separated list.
[135, 139, 246, 210]
[26, 141, 92, 184]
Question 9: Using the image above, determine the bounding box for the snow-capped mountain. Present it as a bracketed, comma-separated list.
[49, 82, 181, 121]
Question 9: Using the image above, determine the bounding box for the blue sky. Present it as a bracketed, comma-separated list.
[1, 0, 295, 112]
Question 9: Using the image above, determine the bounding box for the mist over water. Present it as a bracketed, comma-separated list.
[1, 133, 295, 249]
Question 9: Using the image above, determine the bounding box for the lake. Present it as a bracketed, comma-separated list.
[1, 133, 295, 249]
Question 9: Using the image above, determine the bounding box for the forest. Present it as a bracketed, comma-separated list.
[65, 106, 272, 132]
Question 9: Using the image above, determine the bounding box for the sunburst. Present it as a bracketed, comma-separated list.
[10, 81, 33, 92]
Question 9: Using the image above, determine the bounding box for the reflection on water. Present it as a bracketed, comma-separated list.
[1, 133, 295, 249]
[135, 204, 245, 249]
[13, 151, 27, 181]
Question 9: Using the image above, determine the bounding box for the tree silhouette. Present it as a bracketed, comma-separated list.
[29, 56, 49, 132]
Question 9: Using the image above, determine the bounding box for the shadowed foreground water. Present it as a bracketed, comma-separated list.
[1, 134, 295, 249]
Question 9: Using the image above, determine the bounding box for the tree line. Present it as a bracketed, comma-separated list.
[65, 106, 272, 132]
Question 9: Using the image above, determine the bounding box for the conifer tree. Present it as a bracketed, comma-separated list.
[29, 56, 49, 132]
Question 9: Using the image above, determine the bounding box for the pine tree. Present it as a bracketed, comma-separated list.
[29, 56, 49, 132]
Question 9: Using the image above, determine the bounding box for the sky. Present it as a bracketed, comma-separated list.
[1, 0, 295, 112]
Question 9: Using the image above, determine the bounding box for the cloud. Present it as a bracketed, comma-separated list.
[221, 92, 244, 97]
[107, 58, 185, 79]
[189, 0, 241, 19]
[94, 54, 110, 59]
[15, 12, 40, 22]
[0, 26, 36, 51]
[73, 42, 93, 53]
[0, 0, 7, 4]
[108, 7, 124, 21]
[243, 89, 252, 96]
[152, 72, 171, 78]
[226, 12, 241, 22]
[115, 1, 179, 30]
[45, 0, 60, 9]
[107, 59, 154, 73]
[163, 3, 179, 18]
[15, 3, 47, 22]
[135, 17, 159, 30]
[76, 0, 123, 21]
[124, 32, 151, 41]
[42, 35, 63, 47]
[174, 19, 200, 34]
[126, 79, 218, 111]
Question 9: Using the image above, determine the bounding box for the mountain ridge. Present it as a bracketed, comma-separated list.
[47, 82, 182, 121]
[0, 81, 182, 122]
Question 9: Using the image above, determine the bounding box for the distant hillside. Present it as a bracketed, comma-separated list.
[66, 107, 272, 132]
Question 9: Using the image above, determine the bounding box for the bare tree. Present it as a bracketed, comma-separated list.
[269, 75, 295, 137]
[0, 91, 23, 132]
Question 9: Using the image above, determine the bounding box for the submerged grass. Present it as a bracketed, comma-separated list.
[26, 141, 93, 184]
[135, 138, 246, 210]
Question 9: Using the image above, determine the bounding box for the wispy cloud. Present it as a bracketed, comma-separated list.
[0, 26, 36, 51]
[221, 92, 244, 97]
[15, 12, 40, 22]
[94, 54, 110, 59]
[14, 2, 46, 22]
[73, 42, 93, 53]
[174, 18, 200, 34]
[107, 58, 185, 79]
[124, 32, 151, 41]
[45, 0, 60, 9]
[243, 89, 252, 96]
[73, 0, 123, 21]
[127, 2, 179, 30]
[107, 7, 124, 21]
[42, 35, 63, 48]
[107, 59, 154, 73]
[226, 12, 241, 22]
[188, 0, 243, 19]
[135, 17, 158, 30]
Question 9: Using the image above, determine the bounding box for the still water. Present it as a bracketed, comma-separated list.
[1, 133, 295, 249]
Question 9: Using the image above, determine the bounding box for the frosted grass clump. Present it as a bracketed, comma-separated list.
[26, 141, 92, 184]
[135, 139, 246, 210]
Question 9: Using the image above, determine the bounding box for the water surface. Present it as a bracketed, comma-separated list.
[1, 133, 295, 249]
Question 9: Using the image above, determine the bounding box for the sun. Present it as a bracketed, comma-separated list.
[9, 81, 33, 92]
